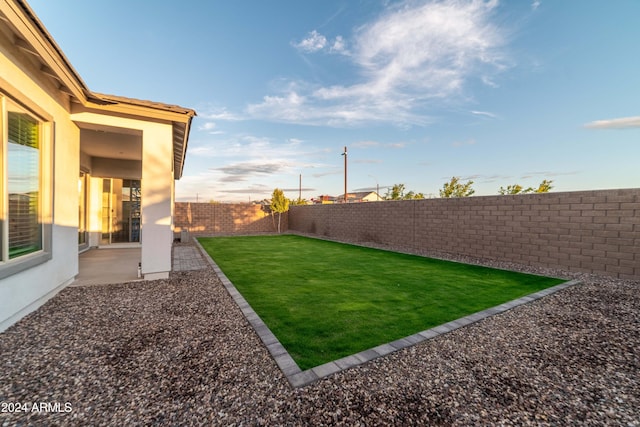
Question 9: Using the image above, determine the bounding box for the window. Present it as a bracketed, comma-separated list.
[78, 172, 87, 246]
[7, 107, 42, 258]
[1, 91, 51, 277]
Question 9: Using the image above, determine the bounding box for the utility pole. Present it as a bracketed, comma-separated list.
[299, 173, 302, 201]
[342, 146, 348, 202]
[369, 174, 380, 201]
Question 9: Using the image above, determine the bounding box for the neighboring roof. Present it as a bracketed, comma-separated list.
[2, 0, 196, 179]
[336, 191, 382, 200]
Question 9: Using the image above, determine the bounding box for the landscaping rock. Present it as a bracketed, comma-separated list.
[0, 240, 638, 426]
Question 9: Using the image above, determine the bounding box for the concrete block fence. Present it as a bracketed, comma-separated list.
[174, 202, 285, 236]
[174, 189, 639, 279]
[288, 189, 640, 280]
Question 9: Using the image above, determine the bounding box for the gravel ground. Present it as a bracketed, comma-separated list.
[1, 239, 638, 426]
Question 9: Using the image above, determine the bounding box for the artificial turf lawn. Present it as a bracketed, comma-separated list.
[199, 235, 565, 370]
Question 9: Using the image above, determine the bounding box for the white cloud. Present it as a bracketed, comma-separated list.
[388, 142, 407, 149]
[452, 138, 476, 147]
[293, 30, 349, 55]
[353, 0, 504, 98]
[352, 140, 382, 148]
[352, 140, 407, 149]
[481, 75, 499, 88]
[584, 116, 640, 129]
[531, 1, 541, 10]
[216, 161, 289, 178]
[197, 121, 224, 134]
[246, 91, 308, 121]
[199, 107, 242, 121]
[519, 170, 579, 179]
[354, 159, 383, 164]
[293, 30, 327, 53]
[471, 110, 499, 119]
[250, 0, 509, 127]
[189, 132, 331, 188]
[329, 36, 349, 54]
[188, 145, 217, 157]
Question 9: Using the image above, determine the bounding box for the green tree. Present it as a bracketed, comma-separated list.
[385, 183, 406, 200]
[439, 176, 475, 198]
[498, 184, 525, 195]
[499, 180, 553, 195]
[534, 179, 553, 193]
[270, 188, 290, 233]
[404, 191, 425, 200]
[384, 184, 425, 200]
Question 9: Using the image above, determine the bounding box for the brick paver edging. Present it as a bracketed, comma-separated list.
[194, 238, 581, 388]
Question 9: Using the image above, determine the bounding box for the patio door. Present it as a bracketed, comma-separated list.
[78, 172, 88, 249]
[101, 178, 141, 244]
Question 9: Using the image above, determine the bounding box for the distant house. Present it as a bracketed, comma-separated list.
[0, 0, 195, 331]
[312, 195, 337, 204]
[335, 191, 383, 203]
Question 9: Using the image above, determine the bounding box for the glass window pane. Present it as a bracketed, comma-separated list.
[7, 108, 41, 258]
[78, 173, 86, 245]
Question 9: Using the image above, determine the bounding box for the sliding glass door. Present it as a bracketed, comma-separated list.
[101, 178, 141, 244]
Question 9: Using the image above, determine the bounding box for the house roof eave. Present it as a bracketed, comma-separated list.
[6, 0, 197, 179]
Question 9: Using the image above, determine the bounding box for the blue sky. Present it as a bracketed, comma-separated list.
[29, 0, 640, 202]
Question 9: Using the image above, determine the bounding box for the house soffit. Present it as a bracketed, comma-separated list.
[73, 104, 194, 178]
[78, 122, 142, 161]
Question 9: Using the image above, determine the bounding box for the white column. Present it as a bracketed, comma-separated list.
[141, 123, 174, 279]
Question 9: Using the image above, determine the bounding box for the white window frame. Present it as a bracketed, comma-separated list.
[0, 88, 53, 279]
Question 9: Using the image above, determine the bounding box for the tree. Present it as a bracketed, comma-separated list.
[499, 179, 553, 195]
[498, 184, 525, 195]
[535, 179, 553, 193]
[439, 176, 475, 198]
[385, 183, 405, 200]
[404, 191, 425, 199]
[384, 183, 425, 200]
[270, 188, 290, 233]
[290, 198, 309, 206]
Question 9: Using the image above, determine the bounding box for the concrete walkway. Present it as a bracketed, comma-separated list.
[173, 246, 208, 271]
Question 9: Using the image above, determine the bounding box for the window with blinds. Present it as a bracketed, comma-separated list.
[7, 109, 42, 259]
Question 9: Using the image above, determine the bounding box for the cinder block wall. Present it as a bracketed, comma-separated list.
[174, 203, 286, 236]
[288, 189, 640, 280]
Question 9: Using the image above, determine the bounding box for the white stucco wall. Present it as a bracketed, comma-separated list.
[1, 8, 185, 330]
[71, 112, 175, 279]
[0, 43, 80, 331]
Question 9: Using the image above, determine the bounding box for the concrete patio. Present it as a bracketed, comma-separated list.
[72, 244, 208, 286]
[72, 247, 142, 286]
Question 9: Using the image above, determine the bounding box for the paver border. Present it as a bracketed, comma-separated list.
[194, 238, 581, 388]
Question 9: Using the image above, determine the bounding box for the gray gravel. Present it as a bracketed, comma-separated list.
[1, 239, 638, 426]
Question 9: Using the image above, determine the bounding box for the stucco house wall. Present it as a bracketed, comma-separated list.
[0, 16, 79, 330]
[0, 0, 195, 331]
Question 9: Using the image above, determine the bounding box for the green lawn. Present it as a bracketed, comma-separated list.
[199, 235, 564, 370]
